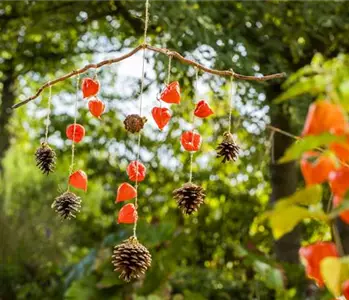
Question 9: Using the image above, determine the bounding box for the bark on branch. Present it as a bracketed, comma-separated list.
[12, 43, 286, 109]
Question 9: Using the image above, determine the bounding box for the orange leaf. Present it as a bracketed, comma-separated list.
[300, 151, 337, 186]
[302, 100, 347, 136]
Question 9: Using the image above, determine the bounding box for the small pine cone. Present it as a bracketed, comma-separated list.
[52, 191, 81, 220]
[216, 132, 240, 163]
[124, 114, 147, 133]
[173, 182, 206, 215]
[35, 142, 56, 175]
[112, 236, 152, 282]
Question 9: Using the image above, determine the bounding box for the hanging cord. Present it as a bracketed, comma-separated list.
[67, 74, 80, 190]
[166, 55, 172, 85]
[188, 68, 199, 183]
[133, 0, 149, 238]
[228, 72, 235, 134]
[44, 84, 52, 144]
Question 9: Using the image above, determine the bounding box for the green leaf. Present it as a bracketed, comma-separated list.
[320, 256, 349, 297]
[276, 185, 323, 208]
[274, 75, 326, 103]
[320, 257, 342, 297]
[65, 276, 99, 300]
[263, 204, 328, 240]
[278, 133, 344, 163]
[253, 261, 284, 291]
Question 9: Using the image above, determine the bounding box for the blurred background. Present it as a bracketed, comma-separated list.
[1, 1, 349, 299]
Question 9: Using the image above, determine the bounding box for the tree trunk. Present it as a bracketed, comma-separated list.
[0, 60, 15, 173]
[268, 84, 300, 263]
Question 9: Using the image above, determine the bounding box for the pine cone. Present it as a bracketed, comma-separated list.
[35, 142, 56, 175]
[112, 236, 152, 282]
[124, 114, 147, 133]
[52, 191, 81, 220]
[173, 182, 206, 215]
[216, 132, 240, 163]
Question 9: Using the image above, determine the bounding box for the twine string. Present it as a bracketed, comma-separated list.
[188, 68, 199, 183]
[133, 0, 149, 238]
[166, 55, 172, 85]
[67, 74, 80, 190]
[228, 73, 235, 134]
[44, 84, 52, 144]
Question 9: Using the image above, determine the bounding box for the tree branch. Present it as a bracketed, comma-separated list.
[12, 43, 286, 109]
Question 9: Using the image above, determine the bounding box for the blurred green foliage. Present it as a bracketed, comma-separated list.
[2, 1, 349, 299]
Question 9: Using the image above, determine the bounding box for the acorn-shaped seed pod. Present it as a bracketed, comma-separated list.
[52, 191, 81, 220]
[112, 236, 152, 282]
[35, 142, 56, 175]
[173, 182, 206, 215]
[216, 132, 240, 163]
[124, 114, 147, 133]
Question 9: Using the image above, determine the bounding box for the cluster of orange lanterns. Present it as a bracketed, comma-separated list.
[298, 100, 349, 294]
[115, 80, 214, 224]
[63, 78, 104, 193]
[65, 78, 214, 223]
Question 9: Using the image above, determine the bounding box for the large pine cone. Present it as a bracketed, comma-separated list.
[35, 142, 56, 175]
[112, 236, 152, 282]
[52, 191, 81, 220]
[173, 182, 206, 215]
[124, 114, 147, 133]
[216, 132, 240, 163]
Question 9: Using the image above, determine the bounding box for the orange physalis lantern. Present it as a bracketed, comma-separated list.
[81, 78, 100, 98]
[160, 81, 181, 104]
[88, 98, 105, 119]
[194, 100, 214, 118]
[69, 170, 88, 192]
[180, 131, 202, 152]
[151, 107, 171, 130]
[299, 242, 338, 287]
[118, 203, 137, 224]
[333, 195, 349, 224]
[126, 161, 146, 182]
[66, 124, 85, 143]
[329, 166, 349, 196]
[300, 151, 337, 186]
[116, 183, 137, 203]
[302, 100, 347, 136]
